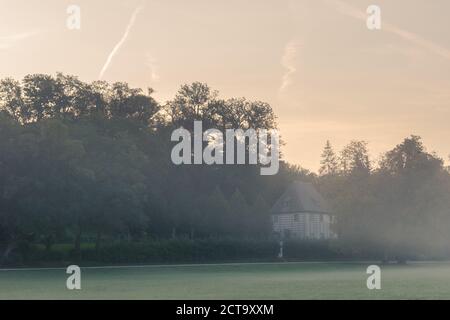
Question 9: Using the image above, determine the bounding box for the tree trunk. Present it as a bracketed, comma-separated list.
[0, 241, 16, 266]
[171, 227, 177, 239]
[73, 223, 82, 261]
[95, 231, 102, 255]
[44, 235, 54, 252]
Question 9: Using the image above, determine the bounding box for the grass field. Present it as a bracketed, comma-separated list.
[1, 261, 450, 299]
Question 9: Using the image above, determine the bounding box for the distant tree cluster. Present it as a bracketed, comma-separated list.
[317, 138, 450, 261]
[0, 74, 308, 264]
[1, 73, 449, 265]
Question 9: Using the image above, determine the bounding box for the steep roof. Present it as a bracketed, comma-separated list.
[271, 181, 331, 215]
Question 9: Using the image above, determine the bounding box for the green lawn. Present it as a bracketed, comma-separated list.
[1, 262, 450, 299]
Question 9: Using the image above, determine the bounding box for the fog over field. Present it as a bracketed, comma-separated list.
[2, 262, 450, 299]
[0, 0, 450, 302]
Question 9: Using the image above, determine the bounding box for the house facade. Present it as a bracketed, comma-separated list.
[271, 181, 337, 240]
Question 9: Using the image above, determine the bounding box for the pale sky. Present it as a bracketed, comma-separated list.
[1, 0, 450, 171]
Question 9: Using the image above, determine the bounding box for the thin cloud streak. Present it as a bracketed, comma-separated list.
[0, 30, 41, 50]
[382, 23, 450, 61]
[99, 3, 145, 79]
[145, 53, 160, 82]
[279, 40, 298, 93]
[326, 0, 450, 61]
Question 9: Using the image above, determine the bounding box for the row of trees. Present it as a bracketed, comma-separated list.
[0, 73, 306, 264]
[1, 73, 449, 263]
[0, 74, 276, 131]
[317, 137, 450, 260]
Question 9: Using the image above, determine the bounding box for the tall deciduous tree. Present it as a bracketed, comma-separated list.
[340, 140, 371, 175]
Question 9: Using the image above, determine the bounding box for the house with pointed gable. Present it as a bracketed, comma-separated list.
[271, 181, 337, 240]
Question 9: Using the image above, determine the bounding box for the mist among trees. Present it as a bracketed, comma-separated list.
[0, 73, 449, 265]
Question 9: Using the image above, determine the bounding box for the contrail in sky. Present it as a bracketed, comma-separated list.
[279, 40, 298, 93]
[326, 0, 450, 61]
[99, 3, 145, 79]
[146, 53, 160, 82]
[0, 30, 41, 50]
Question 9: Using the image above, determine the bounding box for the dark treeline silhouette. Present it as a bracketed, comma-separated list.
[0, 73, 449, 265]
[318, 138, 450, 262]
[0, 73, 308, 265]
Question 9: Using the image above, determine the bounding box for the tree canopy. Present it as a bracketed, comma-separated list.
[1, 73, 449, 264]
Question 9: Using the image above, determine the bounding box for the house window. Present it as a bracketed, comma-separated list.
[320, 214, 324, 222]
[294, 214, 299, 222]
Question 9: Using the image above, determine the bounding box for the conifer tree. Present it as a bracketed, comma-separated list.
[319, 140, 338, 176]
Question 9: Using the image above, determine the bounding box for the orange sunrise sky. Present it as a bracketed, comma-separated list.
[1, 0, 450, 171]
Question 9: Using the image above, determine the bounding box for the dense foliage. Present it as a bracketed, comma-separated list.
[0, 74, 309, 265]
[318, 138, 450, 261]
[1, 73, 449, 265]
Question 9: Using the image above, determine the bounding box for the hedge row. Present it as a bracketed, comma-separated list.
[3, 239, 342, 266]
